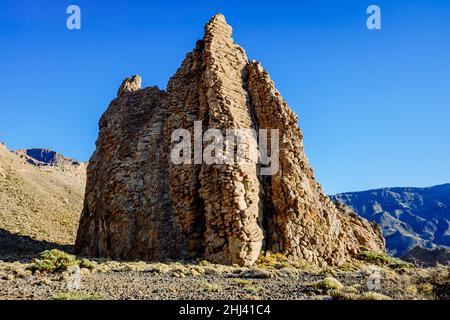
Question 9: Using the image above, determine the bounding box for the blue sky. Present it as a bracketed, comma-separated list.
[0, 0, 449, 194]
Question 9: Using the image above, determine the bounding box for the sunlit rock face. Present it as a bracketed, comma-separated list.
[75, 14, 385, 267]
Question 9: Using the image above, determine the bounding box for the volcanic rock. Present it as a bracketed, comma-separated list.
[75, 14, 385, 267]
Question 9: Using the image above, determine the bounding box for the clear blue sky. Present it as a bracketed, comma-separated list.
[0, 0, 449, 194]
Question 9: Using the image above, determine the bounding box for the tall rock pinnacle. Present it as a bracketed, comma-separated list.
[75, 14, 385, 267]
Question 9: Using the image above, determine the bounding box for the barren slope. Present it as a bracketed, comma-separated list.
[0, 143, 86, 257]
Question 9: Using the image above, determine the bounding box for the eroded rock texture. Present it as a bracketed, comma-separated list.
[75, 14, 385, 267]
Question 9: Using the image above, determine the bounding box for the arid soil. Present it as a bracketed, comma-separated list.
[0, 143, 86, 248]
[0, 258, 448, 300]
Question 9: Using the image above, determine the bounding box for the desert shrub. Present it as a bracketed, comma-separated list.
[359, 292, 392, 300]
[315, 277, 344, 291]
[357, 250, 413, 269]
[329, 286, 359, 300]
[50, 292, 105, 300]
[232, 278, 251, 286]
[256, 252, 290, 269]
[331, 289, 391, 300]
[198, 260, 209, 266]
[203, 282, 223, 292]
[79, 258, 96, 270]
[29, 249, 78, 273]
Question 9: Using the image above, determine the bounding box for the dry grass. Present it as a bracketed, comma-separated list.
[0, 143, 86, 259]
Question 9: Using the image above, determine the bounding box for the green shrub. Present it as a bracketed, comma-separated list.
[357, 250, 413, 269]
[79, 258, 96, 270]
[29, 250, 78, 273]
[199, 260, 209, 266]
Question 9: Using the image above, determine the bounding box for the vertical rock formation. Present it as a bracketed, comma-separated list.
[75, 14, 385, 267]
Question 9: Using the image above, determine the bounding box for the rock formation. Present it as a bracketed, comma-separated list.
[75, 14, 385, 267]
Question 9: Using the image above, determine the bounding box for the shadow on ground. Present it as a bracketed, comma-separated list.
[0, 228, 74, 262]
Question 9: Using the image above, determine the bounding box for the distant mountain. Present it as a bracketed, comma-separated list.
[0, 143, 86, 259]
[14, 148, 82, 167]
[332, 184, 450, 257]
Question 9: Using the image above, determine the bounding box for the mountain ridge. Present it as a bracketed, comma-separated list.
[332, 183, 450, 258]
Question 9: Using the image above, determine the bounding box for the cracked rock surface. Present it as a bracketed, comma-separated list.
[75, 14, 385, 267]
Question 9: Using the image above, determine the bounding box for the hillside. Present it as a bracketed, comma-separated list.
[332, 184, 450, 257]
[0, 143, 86, 259]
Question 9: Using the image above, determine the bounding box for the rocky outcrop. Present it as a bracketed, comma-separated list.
[75, 14, 385, 267]
[117, 75, 142, 96]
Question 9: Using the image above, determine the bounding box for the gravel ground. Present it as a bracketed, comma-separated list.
[1, 260, 447, 300]
[0, 268, 356, 300]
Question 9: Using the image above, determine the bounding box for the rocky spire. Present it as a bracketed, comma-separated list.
[75, 14, 385, 267]
[117, 75, 142, 96]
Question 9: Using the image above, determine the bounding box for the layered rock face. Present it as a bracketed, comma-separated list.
[75, 14, 385, 267]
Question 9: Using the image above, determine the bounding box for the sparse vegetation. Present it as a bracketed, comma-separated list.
[28, 250, 98, 273]
[256, 251, 317, 272]
[203, 282, 223, 292]
[0, 144, 86, 259]
[79, 258, 96, 270]
[357, 250, 413, 269]
[232, 278, 251, 286]
[50, 291, 105, 300]
[330, 288, 392, 300]
[244, 286, 262, 295]
[315, 277, 344, 291]
[0, 258, 448, 300]
[256, 252, 290, 269]
[359, 292, 392, 300]
[329, 287, 359, 300]
[29, 249, 78, 273]
[199, 260, 209, 266]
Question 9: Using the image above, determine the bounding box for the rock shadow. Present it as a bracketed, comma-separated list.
[0, 228, 74, 262]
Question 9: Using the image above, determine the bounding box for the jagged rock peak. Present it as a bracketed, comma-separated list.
[204, 13, 233, 40]
[75, 14, 386, 267]
[117, 75, 142, 96]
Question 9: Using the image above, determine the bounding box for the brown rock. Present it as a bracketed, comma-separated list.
[117, 75, 142, 96]
[75, 14, 385, 266]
